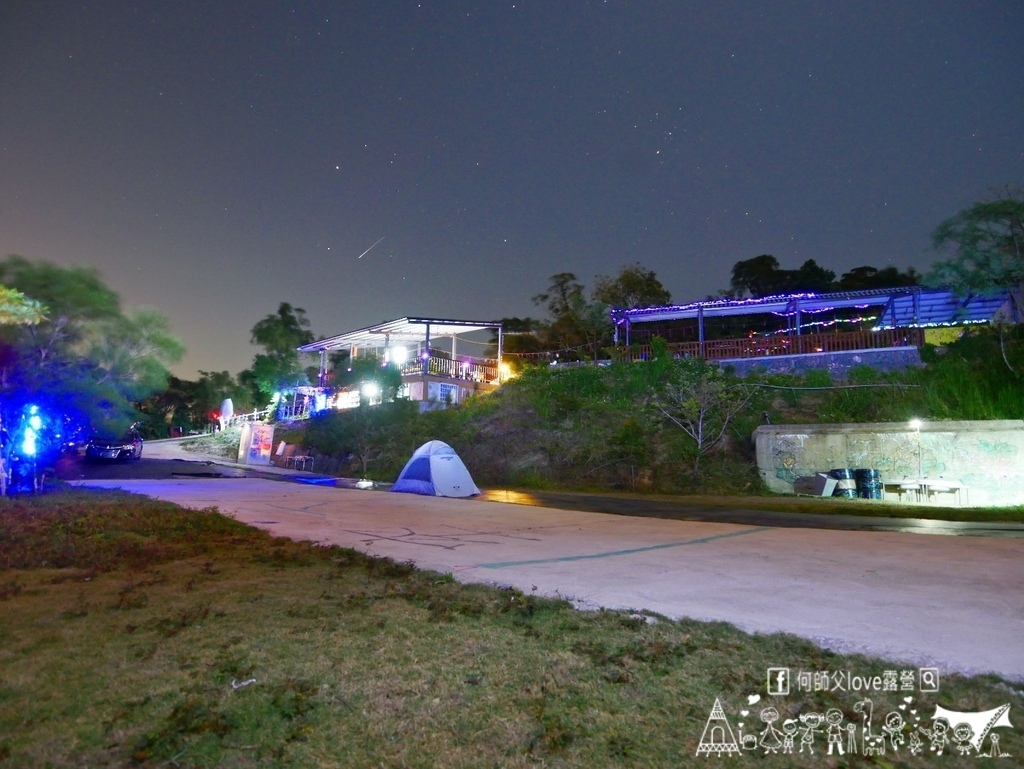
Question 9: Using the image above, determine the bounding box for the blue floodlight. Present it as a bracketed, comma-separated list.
[22, 426, 37, 457]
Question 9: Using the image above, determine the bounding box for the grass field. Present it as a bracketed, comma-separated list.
[2, 489, 1020, 767]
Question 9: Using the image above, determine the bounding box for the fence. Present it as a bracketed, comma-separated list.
[625, 328, 924, 362]
[398, 354, 499, 383]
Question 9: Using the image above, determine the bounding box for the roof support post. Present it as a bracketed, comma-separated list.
[698, 307, 705, 358]
[318, 349, 326, 387]
[423, 323, 431, 376]
[497, 326, 504, 381]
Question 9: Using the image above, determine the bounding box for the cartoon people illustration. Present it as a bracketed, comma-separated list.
[825, 708, 845, 755]
[919, 717, 950, 756]
[952, 723, 974, 756]
[781, 719, 798, 753]
[798, 712, 823, 755]
[758, 707, 783, 753]
[882, 711, 905, 751]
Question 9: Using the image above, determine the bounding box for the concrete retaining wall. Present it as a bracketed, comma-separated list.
[722, 346, 921, 378]
[754, 420, 1024, 507]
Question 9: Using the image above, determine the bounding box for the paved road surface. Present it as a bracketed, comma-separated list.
[77, 473, 1024, 682]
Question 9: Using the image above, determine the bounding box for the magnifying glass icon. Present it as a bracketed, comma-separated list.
[920, 668, 938, 691]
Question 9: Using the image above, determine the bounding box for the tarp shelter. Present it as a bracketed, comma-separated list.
[391, 440, 480, 497]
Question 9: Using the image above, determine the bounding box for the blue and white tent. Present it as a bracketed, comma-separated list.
[391, 440, 480, 497]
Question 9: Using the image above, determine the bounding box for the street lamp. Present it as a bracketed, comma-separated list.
[909, 419, 923, 478]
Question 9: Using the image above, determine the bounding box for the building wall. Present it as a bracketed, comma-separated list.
[403, 376, 500, 409]
[754, 420, 1024, 507]
[722, 347, 921, 378]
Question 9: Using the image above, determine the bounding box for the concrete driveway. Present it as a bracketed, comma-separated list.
[77, 475, 1024, 681]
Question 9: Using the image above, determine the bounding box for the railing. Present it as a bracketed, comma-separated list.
[398, 354, 499, 383]
[225, 408, 273, 425]
[626, 328, 925, 362]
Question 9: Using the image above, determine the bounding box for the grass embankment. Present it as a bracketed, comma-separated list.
[1, 491, 1020, 767]
[189, 426, 1024, 523]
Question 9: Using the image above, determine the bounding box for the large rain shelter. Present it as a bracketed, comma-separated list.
[610, 286, 1014, 361]
[298, 317, 504, 407]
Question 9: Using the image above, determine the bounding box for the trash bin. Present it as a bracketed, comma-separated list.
[854, 468, 883, 500]
[829, 468, 857, 498]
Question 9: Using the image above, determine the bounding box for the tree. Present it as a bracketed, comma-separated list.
[243, 302, 316, 403]
[89, 308, 184, 398]
[788, 259, 836, 293]
[592, 263, 672, 308]
[490, 317, 547, 372]
[532, 272, 612, 360]
[0, 256, 184, 434]
[0, 256, 121, 371]
[729, 254, 784, 297]
[0, 284, 45, 326]
[838, 265, 919, 291]
[649, 359, 753, 474]
[927, 190, 1024, 318]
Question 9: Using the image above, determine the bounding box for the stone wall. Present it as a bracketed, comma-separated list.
[754, 420, 1024, 507]
[722, 346, 921, 378]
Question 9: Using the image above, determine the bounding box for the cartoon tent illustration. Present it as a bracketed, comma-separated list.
[932, 703, 1012, 754]
[390, 440, 480, 498]
[695, 698, 742, 757]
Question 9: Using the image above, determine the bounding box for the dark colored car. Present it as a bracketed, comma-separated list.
[85, 426, 143, 461]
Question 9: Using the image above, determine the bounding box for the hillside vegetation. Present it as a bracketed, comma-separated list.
[297, 328, 1024, 495]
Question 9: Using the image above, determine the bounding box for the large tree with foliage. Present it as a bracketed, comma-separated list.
[138, 369, 254, 436]
[729, 254, 784, 297]
[0, 284, 45, 326]
[837, 265, 919, 291]
[729, 254, 921, 297]
[593, 263, 672, 308]
[531, 272, 609, 360]
[926, 189, 1024, 318]
[242, 302, 316, 404]
[0, 256, 183, 434]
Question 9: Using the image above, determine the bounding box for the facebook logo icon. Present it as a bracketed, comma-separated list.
[767, 667, 790, 696]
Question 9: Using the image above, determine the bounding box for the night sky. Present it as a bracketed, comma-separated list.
[1, 2, 1021, 378]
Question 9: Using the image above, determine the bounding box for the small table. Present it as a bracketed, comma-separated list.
[885, 478, 967, 507]
[918, 478, 967, 507]
[287, 454, 314, 471]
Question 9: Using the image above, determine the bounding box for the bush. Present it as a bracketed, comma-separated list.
[292, 328, 1024, 495]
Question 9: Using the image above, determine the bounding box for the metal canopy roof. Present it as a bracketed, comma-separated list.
[873, 290, 1013, 329]
[611, 287, 1012, 327]
[611, 288, 901, 324]
[298, 316, 502, 353]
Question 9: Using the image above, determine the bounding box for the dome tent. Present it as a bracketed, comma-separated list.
[391, 440, 480, 498]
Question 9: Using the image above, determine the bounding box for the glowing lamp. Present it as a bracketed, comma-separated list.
[22, 427, 37, 457]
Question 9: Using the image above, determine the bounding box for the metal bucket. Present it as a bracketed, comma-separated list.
[854, 469, 883, 499]
[832, 479, 858, 499]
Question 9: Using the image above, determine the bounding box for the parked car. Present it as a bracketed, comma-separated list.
[85, 425, 143, 461]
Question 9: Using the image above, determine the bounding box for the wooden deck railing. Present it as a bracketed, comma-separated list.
[626, 328, 924, 362]
[398, 355, 499, 383]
